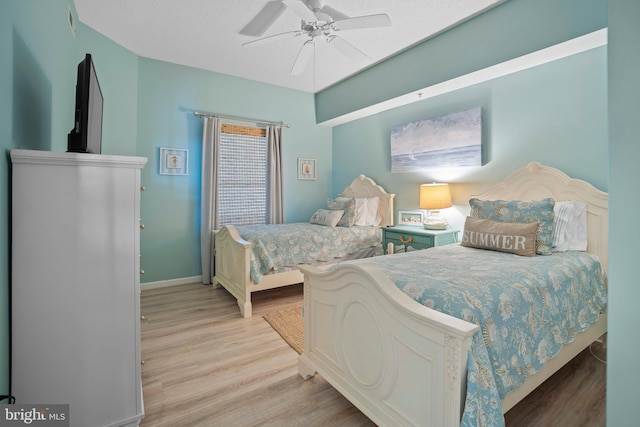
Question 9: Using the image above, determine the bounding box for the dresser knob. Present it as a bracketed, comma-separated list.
[140, 269, 145, 275]
[139, 223, 145, 230]
[140, 186, 146, 191]
[141, 315, 146, 321]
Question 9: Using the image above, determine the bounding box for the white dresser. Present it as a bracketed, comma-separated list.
[10, 149, 147, 427]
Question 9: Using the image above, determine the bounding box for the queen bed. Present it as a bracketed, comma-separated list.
[213, 175, 395, 318]
[298, 162, 608, 427]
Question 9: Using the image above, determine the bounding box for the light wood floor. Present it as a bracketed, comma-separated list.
[140, 283, 606, 427]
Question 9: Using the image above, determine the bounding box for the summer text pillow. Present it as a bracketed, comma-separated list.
[469, 197, 555, 255]
[460, 216, 538, 257]
[310, 209, 344, 228]
[327, 197, 357, 227]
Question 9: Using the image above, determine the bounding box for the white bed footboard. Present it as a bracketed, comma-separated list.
[298, 263, 479, 427]
[214, 226, 305, 317]
[213, 226, 253, 316]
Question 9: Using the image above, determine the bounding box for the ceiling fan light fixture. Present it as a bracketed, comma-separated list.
[242, 0, 392, 76]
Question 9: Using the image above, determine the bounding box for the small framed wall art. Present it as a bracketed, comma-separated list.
[397, 210, 424, 227]
[159, 147, 189, 176]
[298, 158, 316, 180]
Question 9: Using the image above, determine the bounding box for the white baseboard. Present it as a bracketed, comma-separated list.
[141, 275, 203, 290]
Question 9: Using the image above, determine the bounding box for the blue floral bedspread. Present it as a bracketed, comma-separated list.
[353, 244, 607, 427]
[235, 223, 382, 284]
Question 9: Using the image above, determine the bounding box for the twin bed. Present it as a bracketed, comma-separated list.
[213, 174, 395, 318]
[297, 162, 608, 427]
[212, 162, 607, 426]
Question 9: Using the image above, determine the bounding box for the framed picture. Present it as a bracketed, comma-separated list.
[390, 107, 483, 172]
[298, 158, 316, 180]
[159, 147, 189, 176]
[398, 210, 424, 227]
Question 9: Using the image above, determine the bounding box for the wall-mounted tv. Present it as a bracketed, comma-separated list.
[67, 53, 103, 154]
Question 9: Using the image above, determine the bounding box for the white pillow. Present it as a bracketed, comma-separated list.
[339, 197, 381, 226]
[552, 201, 587, 252]
[365, 197, 382, 226]
[310, 209, 344, 227]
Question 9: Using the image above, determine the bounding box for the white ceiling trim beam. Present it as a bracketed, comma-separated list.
[319, 28, 608, 127]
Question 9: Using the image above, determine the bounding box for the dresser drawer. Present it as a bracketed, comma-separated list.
[384, 230, 434, 249]
[383, 227, 459, 254]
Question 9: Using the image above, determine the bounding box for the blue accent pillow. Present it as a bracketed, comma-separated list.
[469, 198, 555, 255]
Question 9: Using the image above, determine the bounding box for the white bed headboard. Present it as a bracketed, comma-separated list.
[472, 162, 608, 272]
[339, 175, 396, 227]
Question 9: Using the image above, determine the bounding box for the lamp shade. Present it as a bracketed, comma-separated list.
[420, 183, 452, 210]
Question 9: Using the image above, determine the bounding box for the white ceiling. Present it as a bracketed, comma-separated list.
[73, 0, 505, 93]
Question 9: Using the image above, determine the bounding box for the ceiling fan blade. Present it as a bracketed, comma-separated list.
[240, 1, 287, 36]
[305, 0, 348, 21]
[319, 5, 349, 21]
[242, 30, 302, 48]
[332, 13, 391, 31]
[282, 0, 318, 22]
[290, 40, 314, 75]
[326, 36, 370, 67]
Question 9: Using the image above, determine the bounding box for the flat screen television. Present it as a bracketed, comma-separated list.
[67, 53, 103, 153]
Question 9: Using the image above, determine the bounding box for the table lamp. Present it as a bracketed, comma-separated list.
[420, 183, 452, 230]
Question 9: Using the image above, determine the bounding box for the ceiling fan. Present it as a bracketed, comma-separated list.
[240, 0, 391, 75]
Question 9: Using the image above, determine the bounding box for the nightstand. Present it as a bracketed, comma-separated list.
[382, 226, 459, 254]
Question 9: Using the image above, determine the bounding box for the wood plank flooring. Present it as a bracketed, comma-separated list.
[140, 283, 606, 427]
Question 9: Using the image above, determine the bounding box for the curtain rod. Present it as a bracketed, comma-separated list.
[193, 111, 290, 128]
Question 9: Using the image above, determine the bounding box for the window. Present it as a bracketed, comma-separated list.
[217, 124, 267, 226]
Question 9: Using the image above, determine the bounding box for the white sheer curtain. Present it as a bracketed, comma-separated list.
[200, 117, 220, 285]
[266, 125, 285, 224]
[200, 118, 285, 284]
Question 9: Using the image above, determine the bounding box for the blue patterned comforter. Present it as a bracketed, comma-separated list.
[235, 223, 382, 284]
[353, 244, 607, 427]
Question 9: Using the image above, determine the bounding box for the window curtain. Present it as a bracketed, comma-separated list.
[200, 117, 220, 285]
[200, 119, 285, 285]
[266, 125, 285, 224]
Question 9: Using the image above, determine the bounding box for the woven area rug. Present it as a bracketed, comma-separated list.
[263, 306, 303, 354]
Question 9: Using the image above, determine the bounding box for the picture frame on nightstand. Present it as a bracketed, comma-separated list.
[397, 210, 424, 227]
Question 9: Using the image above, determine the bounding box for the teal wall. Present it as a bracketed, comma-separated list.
[332, 47, 608, 232]
[135, 59, 331, 283]
[607, 0, 640, 425]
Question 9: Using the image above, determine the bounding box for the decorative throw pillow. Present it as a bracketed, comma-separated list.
[460, 216, 538, 257]
[327, 197, 357, 227]
[310, 209, 344, 227]
[337, 196, 366, 225]
[469, 198, 555, 255]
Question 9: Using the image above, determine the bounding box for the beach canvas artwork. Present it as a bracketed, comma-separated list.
[390, 107, 483, 172]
